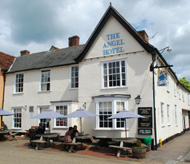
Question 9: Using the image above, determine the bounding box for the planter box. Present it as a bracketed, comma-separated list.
[132, 147, 147, 158]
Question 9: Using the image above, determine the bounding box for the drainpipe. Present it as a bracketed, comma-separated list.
[152, 53, 157, 150]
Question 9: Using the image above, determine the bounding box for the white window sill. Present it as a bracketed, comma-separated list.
[70, 88, 78, 90]
[94, 128, 128, 131]
[101, 86, 128, 90]
[13, 92, 24, 95]
[38, 91, 51, 93]
[53, 126, 68, 129]
[12, 128, 22, 130]
[167, 124, 171, 126]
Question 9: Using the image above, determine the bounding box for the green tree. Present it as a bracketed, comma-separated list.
[179, 77, 190, 91]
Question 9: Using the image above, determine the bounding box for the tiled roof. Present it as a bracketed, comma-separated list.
[0, 52, 15, 71]
[8, 45, 84, 73]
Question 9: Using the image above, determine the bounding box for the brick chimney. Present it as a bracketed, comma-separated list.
[137, 30, 149, 42]
[69, 35, 80, 47]
[21, 50, 30, 56]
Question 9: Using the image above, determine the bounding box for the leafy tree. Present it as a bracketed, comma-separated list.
[179, 77, 190, 91]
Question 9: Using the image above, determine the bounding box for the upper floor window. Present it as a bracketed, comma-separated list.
[41, 70, 50, 91]
[167, 74, 170, 92]
[71, 66, 78, 89]
[15, 73, 24, 93]
[174, 83, 177, 97]
[102, 60, 126, 88]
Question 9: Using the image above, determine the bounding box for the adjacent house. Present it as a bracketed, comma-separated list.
[3, 5, 190, 149]
[0, 52, 15, 127]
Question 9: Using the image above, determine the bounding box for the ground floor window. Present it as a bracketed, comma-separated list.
[95, 97, 128, 129]
[13, 107, 22, 128]
[55, 105, 68, 127]
[39, 106, 50, 128]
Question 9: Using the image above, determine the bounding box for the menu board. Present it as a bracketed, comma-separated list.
[138, 107, 152, 128]
[138, 128, 152, 135]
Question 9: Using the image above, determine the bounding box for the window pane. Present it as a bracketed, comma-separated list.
[99, 102, 112, 128]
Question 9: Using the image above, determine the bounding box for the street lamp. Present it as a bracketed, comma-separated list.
[159, 46, 172, 54]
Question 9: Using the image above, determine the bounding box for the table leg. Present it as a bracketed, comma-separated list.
[116, 150, 121, 158]
[47, 138, 50, 147]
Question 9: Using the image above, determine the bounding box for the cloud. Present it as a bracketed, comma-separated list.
[0, 0, 190, 80]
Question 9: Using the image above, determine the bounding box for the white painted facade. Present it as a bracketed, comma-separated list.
[3, 6, 190, 147]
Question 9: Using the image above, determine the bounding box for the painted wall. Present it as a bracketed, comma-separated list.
[78, 16, 154, 138]
[3, 65, 79, 134]
[154, 68, 190, 143]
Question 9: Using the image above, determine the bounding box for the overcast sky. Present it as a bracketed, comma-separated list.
[0, 0, 190, 80]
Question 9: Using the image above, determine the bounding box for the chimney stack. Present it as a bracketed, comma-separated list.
[21, 50, 30, 56]
[137, 30, 149, 42]
[69, 35, 80, 47]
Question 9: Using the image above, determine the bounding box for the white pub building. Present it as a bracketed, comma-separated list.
[3, 5, 190, 149]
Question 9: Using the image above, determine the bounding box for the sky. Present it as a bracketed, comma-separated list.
[0, 0, 190, 80]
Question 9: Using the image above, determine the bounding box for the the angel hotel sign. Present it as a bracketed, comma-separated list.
[103, 33, 125, 55]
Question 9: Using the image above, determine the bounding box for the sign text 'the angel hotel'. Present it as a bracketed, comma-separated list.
[103, 33, 125, 55]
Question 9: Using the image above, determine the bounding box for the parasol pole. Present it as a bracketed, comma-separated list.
[80, 117, 82, 134]
[125, 119, 127, 139]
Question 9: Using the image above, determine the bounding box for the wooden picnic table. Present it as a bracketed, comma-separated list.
[76, 134, 100, 149]
[0, 130, 10, 135]
[109, 138, 137, 157]
[36, 133, 60, 147]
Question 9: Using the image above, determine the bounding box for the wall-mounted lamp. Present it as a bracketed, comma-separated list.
[23, 105, 27, 111]
[135, 95, 141, 105]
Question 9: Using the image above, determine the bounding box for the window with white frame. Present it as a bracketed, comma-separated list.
[188, 94, 190, 105]
[96, 98, 127, 129]
[13, 107, 22, 128]
[71, 66, 78, 88]
[167, 74, 170, 92]
[39, 106, 50, 128]
[116, 101, 125, 128]
[167, 104, 170, 125]
[99, 101, 113, 128]
[102, 60, 126, 88]
[15, 73, 24, 93]
[174, 105, 178, 125]
[41, 70, 50, 91]
[182, 91, 184, 102]
[161, 102, 164, 126]
[55, 105, 68, 127]
[174, 83, 177, 97]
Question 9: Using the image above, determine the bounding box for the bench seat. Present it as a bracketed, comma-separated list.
[31, 136, 47, 150]
[62, 138, 81, 153]
[109, 145, 131, 157]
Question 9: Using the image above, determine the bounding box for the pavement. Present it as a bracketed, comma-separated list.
[144, 130, 190, 164]
[0, 130, 189, 164]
